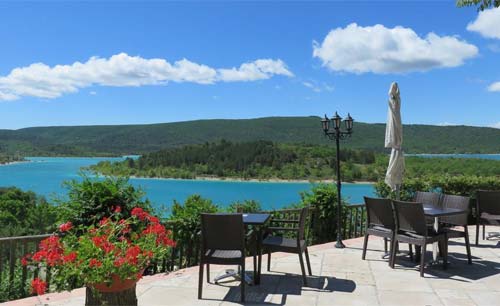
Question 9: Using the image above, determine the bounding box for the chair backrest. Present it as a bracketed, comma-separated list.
[201, 213, 245, 251]
[297, 207, 309, 241]
[477, 190, 500, 216]
[414, 191, 441, 207]
[440, 194, 470, 226]
[364, 197, 395, 230]
[392, 200, 428, 236]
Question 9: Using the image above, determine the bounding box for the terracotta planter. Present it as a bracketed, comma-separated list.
[89, 270, 143, 293]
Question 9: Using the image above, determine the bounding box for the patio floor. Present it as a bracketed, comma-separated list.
[5, 225, 500, 306]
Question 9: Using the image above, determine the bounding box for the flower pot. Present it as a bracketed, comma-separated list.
[89, 269, 144, 293]
[90, 274, 139, 293]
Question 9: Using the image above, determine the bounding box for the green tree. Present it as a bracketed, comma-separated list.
[57, 175, 152, 229]
[457, 0, 500, 11]
[297, 184, 348, 244]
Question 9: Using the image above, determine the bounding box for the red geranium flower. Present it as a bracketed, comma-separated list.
[89, 258, 102, 268]
[131, 207, 148, 220]
[59, 221, 73, 232]
[31, 278, 47, 295]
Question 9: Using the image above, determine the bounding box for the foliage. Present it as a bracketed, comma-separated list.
[169, 195, 218, 250]
[90, 140, 379, 182]
[0, 187, 58, 237]
[227, 200, 262, 213]
[296, 184, 348, 244]
[457, 0, 500, 10]
[1, 117, 499, 156]
[0, 260, 31, 302]
[375, 175, 500, 201]
[23, 208, 175, 295]
[91, 141, 500, 182]
[57, 176, 153, 230]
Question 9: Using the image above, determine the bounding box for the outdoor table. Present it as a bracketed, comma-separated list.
[214, 213, 271, 285]
[423, 204, 468, 263]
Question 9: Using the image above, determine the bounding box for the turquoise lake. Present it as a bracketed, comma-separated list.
[0, 157, 376, 211]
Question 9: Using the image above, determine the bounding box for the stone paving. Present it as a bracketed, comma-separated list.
[5, 226, 500, 306]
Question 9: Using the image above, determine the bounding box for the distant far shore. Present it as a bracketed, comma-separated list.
[127, 175, 375, 185]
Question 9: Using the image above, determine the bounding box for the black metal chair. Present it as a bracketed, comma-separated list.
[475, 190, 500, 246]
[440, 194, 472, 264]
[198, 213, 251, 303]
[262, 207, 311, 286]
[391, 200, 448, 277]
[414, 191, 442, 207]
[362, 197, 404, 264]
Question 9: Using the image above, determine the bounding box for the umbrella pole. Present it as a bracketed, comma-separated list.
[395, 184, 401, 201]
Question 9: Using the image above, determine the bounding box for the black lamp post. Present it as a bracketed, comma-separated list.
[321, 112, 354, 248]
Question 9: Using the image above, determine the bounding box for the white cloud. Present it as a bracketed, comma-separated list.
[302, 81, 321, 92]
[89, 91, 97, 95]
[488, 82, 500, 92]
[490, 122, 500, 129]
[313, 23, 478, 74]
[302, 81, 335, 93]
[218, 59, 293, 82]
[0, 53, 293, 101]
[467, 7, 500, 39]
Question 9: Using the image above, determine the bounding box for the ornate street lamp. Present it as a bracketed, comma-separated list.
[321, 112, 354, 248]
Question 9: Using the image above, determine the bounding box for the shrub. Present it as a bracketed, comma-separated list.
[375, 175, 500, 200]
[57, 176, 153, 229]
[297, 184, 348, 244]
[227, 200, 262, 213]
[169, 195, 218, 251]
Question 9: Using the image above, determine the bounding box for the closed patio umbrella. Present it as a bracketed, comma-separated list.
[384, 82, 405, 199]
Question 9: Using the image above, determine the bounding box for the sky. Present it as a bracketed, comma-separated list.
[0, 1, 499, 129]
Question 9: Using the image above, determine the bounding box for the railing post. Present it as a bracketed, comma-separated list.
[9, 240, 16, 295]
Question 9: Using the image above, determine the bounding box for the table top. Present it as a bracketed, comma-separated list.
[242, 213, 271, 225]
[423, 204, 468, 217]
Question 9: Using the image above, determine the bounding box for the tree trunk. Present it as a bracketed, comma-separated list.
[85, 285, 137, 306]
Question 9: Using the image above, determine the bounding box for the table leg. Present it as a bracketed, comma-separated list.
[432, 216, 439, 262]
[256, 227, 263, 285]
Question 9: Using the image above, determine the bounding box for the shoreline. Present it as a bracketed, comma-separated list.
[126, 175, 375, 185]
[0, 160, 30, 166]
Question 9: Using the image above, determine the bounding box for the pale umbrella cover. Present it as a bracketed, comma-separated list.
[384, 82, 405, 192]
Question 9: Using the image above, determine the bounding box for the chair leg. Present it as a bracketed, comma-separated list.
[206, 264, 210, 283]
[362, 234, 369, 260]
[384, 237, 388, 253]
[240, 261, 245, 303]
[390, 238, 397, 268]
[408, 244, 414, 261]
[253, 251, 258, 281]
[464, 226, 472, 265]
[198, 261, 204, 300]
[415, 245, 421, 262]
[420, 244, 427, 277]
[267, 250, 271, 272]
[483, 224, 486, 240]
[304, 247, 312, 276]
[298, 252, 307, 286]
[475, 222, 480, 246]
[442, 235, 448, 270]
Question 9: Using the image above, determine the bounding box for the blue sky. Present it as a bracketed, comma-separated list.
[0, 1, 499, 129]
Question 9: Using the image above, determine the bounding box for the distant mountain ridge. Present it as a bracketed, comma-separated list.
[0, 116, 498, 155]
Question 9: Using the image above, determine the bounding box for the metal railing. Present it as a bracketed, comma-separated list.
[0, 204, 366, 301]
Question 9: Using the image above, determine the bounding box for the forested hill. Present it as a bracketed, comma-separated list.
[0, 117, 499, 155]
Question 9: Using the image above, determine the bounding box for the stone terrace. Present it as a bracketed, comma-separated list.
[5, 226, 500, 306]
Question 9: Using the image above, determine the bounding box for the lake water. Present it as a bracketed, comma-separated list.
[0, 157, 376, 211]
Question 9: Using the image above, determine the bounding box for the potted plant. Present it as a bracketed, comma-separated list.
[23, 206, 175, 306]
